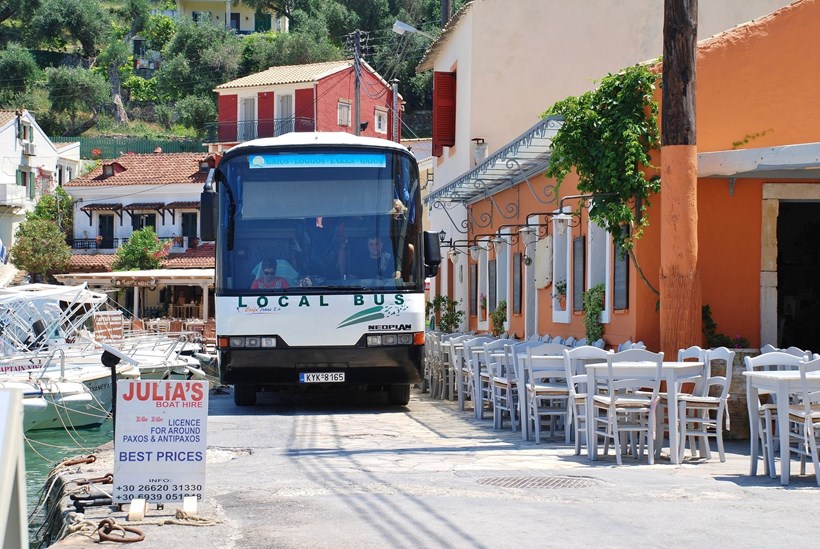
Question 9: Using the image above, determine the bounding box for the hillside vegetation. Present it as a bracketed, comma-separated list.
[0, 0, 462, 139]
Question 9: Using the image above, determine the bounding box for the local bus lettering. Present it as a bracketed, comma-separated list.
[238, 294, 402, 308]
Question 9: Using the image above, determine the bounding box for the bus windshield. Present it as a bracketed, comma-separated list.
[217, 146, 423, 294]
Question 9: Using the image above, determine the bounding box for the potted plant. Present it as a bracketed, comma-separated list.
[479, 293, 487, 320]
[426, 295, 466, 333]
[490, 300, 507, 336]
[553, 280, 567, 309]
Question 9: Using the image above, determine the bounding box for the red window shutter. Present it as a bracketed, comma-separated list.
[217, 94, 238, 142]
[432, 71, 456, 157]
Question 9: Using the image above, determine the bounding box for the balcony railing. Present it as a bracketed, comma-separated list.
[70, 236, 200, 250]
[203, 117, 315, 143]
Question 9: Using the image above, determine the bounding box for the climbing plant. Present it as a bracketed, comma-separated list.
[543, 64, 661, 252]
[582, 284, 606, 342]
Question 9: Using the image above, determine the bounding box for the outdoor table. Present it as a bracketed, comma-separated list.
[743, 369, 820, 485]
[585, 361, 704, 464]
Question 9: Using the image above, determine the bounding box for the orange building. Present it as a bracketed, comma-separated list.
[435, 0, 820, 351]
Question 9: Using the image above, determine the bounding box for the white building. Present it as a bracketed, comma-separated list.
[418, 0, 796, 331]
[0, 109, 81, 282]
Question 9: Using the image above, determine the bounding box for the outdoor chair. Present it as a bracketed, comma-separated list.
[524, 343, 573, 443]
[744, 351, 806, 478]
[786, 358, 820, 486]
[563, 346, 612, 455]
[591, 349, 664, 464]
[491, 340, 543, 431]
[678, 346, 736, 462]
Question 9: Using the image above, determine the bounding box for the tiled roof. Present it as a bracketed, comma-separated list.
[215, 60, 353, 90]
[0, 110, 18, 127]
[163, 243, 215, 269]
[122, 202, 165, 211]
[69, 254, 117, 272]
[80, 203, 122, 212]
[64, 153, 211, 187]
[67, 243, 215, 272]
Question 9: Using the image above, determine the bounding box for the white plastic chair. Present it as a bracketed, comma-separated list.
[563, 346, 612, 455]
[591, 348, 664, 464]
[786, 357, 820, 486]
[678, 346, 736, 462]
[573, 338, 588, 347]
[564, 336, 576, 347]
[591, 338, 606, 349]
[744, 351, 805, 478]
[617, 339, 634, 352]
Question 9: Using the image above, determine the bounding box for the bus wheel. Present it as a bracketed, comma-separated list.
[234, 384, 257, 406]
[387, 384, 410, 406]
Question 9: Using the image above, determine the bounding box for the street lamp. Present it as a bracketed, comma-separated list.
[392, 20, 435, 41]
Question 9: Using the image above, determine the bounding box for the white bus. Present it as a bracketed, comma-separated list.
[200, 133, 441, 406]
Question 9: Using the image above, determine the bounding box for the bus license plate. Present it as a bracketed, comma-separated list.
[300, 372, 345, 383]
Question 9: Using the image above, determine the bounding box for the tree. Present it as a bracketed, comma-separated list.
[0, 0, 40, 27]
[111, 227, 171, 271]
[155, 18, 242, 100]
[176, 94, 216, 133]
[27, 186, 74, 239]
[10, 219, 71, 281]
[240, 31, 342, 75]
[29, 0, 110, 59]
[0, 44, 41, 95]
[46, 66, 110, 133]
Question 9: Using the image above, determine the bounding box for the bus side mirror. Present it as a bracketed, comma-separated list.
[423, 231, 441, 278]
[200, 169, 217, 242]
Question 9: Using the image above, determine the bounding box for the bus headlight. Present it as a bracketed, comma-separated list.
[228, 336, 277, 348]
[366, 333, 415, 347]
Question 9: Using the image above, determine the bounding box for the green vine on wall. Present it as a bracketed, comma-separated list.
[542, 64, 661, 253]
[582, 284, 606, 342]
[489, 300, 507, 337]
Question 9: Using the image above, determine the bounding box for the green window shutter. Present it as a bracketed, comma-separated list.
[16, 169, 22, 186]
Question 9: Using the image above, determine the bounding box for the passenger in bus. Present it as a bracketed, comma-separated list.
[347, 235, 400, 280]
[251, 260, 290, 290]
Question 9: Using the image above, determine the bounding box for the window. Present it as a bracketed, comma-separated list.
[614, 226, 629, 309]
[572, 236, 585, 312]
[587, 217, 612, 322]
[432, 71, 456, 157]
[513, 253, 522, 314]
[469, 263, 477, 315]
[488, 259, 497, 313]
[131, 213, 156, 231]
[338, 100, 351, 127]
[375, 107, 388, 134]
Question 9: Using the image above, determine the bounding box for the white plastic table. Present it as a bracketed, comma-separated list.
[585, 361, 704, 464]
[743, 369, 820, 485]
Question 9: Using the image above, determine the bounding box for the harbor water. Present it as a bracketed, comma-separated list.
[24, 420, 113, 547]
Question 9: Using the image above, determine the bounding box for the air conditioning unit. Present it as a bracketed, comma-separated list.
[23, 142, 36, 156]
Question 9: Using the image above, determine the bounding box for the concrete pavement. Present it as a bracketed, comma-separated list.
[48, 386, 818, 548]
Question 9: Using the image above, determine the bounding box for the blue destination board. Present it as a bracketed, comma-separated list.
[249, 153, 386, 169]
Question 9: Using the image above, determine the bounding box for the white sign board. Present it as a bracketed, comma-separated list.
[113, 380, 208, 504]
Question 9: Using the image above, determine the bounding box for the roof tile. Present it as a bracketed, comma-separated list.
[215, 60, 353, 90]
[67, 243, 215, 272]
[65, 152, 211, 187]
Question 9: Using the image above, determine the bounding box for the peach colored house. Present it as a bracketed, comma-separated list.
[432, 0, 820, 352]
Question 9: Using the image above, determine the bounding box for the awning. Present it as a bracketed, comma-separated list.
[80, 202, 122, 211]
[123, 202, 165, 211]
[699, 141, 820, 179]
[425, 116, 562, 205]
[79, 202, 123, 222]
[165, 201, 200, 210]
[54, 268, 214, 288]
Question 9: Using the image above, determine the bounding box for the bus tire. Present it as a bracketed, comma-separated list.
[234, 384, 257, 406]
[387, 384, 410, 406]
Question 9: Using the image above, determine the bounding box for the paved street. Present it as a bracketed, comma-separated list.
[54, 386, 818, 548]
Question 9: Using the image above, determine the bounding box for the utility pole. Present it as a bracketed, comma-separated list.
[353, 30, 361, 136]
[391, 79, 399, 142]
[660, 0, 699, 356]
